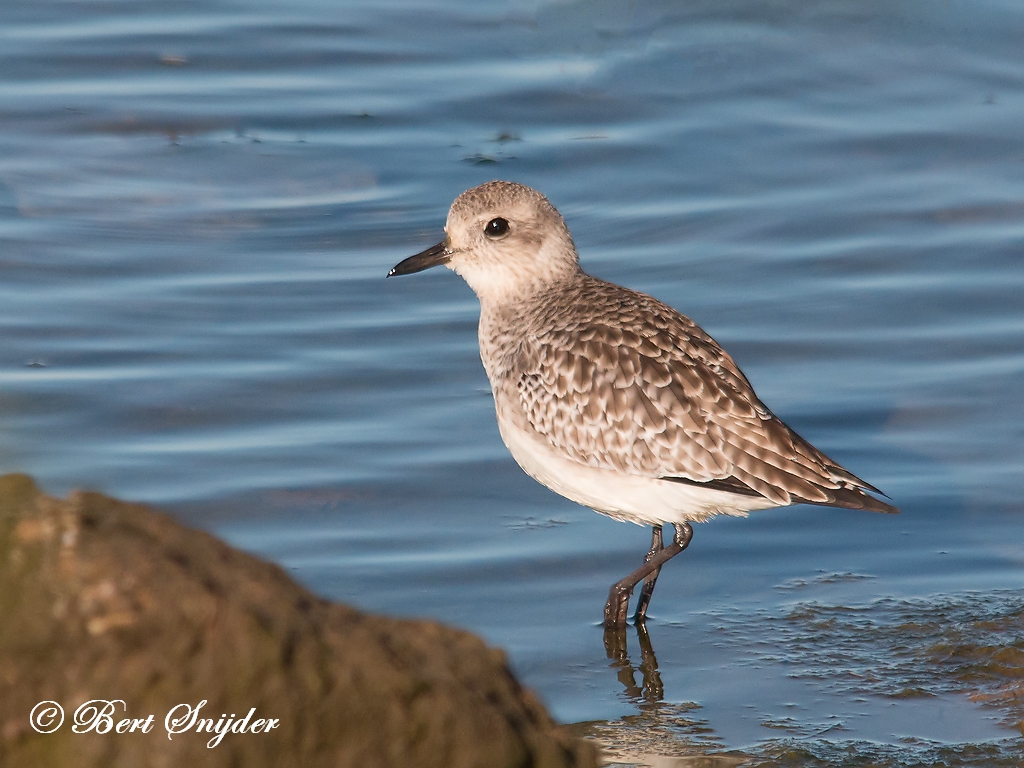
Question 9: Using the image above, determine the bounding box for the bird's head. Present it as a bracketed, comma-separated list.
[389, 181, 581, 302]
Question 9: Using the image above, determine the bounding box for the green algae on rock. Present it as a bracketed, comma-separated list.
[0, 474, 597, 768]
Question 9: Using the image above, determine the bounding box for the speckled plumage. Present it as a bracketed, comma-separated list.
[488, 275, 893, 516]
[392, 181, 897, 526]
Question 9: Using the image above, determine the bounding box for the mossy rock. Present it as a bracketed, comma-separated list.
[0, 474, 597, 768]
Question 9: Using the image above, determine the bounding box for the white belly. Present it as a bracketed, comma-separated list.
[495, 409, 779, 525]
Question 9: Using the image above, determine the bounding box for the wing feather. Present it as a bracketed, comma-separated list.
[512, 279, 897, 514]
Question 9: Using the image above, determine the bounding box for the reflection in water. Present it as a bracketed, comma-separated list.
[604, 622, 665, 707]
[586, 625, 739, 767]
[588, 592, 1024, 767]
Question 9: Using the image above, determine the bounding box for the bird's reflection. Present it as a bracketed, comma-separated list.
[597, 624, 738, 765]
[603, 622, 664, 706]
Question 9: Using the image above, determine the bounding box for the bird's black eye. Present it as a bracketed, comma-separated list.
[484, 217, 510, 238]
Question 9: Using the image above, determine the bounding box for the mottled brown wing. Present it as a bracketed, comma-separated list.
[514, 289, 896, 514]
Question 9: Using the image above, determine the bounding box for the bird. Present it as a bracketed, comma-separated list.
[388, 181, 897, 628]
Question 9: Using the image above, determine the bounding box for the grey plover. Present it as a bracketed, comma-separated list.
[389, 181, 897, 628]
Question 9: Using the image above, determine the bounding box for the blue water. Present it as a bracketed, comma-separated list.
[2, 0, 1023, 760]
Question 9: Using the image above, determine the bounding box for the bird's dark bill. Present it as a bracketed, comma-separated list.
[388, 240, 452, 277]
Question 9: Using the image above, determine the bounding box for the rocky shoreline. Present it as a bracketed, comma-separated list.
[0, 474, 598, 768]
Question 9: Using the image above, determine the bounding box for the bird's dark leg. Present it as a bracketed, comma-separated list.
[604, 522, 693, 628]
[633, 525, 664, 623]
